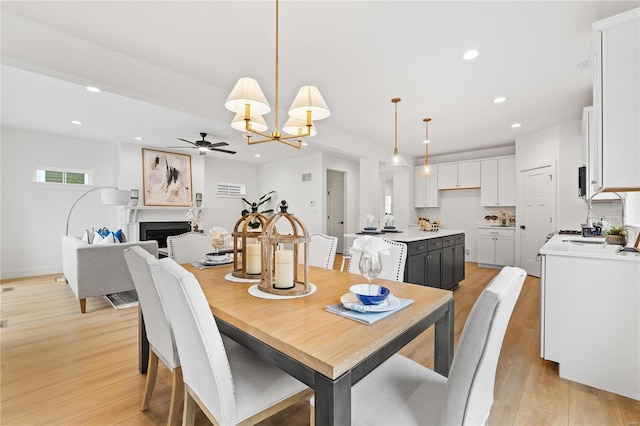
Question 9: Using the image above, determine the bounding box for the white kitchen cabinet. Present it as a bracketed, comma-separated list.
[477, 227, 514, 268]
[591, 8, 640, 192]
[414, 166, 439, 208]
[539, 236, 640, 400]
[480, 157, 516, 206]
[437, 161, 480, 190]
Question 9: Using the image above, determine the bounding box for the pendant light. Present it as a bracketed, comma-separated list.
[417, 118, 433, 176]
[382, 98, 410, 171]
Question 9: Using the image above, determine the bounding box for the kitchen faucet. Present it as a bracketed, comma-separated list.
[585, 191, 625, 227]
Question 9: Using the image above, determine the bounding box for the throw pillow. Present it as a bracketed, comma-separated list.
[95, 232, 116, 245]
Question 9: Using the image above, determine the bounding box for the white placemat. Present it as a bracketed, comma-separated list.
[224, 273, 261, 283]
[248, 283, 317, 299]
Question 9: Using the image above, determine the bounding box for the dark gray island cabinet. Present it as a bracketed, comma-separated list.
[383, 230, 466, 291]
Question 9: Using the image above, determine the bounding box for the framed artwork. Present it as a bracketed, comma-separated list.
[142, 148, 193, 206]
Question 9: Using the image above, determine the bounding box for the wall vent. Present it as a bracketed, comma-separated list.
[216, 182, 246, 197]
[302, 173, 312, 182]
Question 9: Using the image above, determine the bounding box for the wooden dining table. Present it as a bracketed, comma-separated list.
[138, 264, 454, 426]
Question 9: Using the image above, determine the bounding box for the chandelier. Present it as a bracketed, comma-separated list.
[224, 0, 330, 149]
[382, 97, 410, 171]
[417, 118, 433, 176]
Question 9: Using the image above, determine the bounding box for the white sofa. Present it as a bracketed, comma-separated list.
[62, 236, 158, 313]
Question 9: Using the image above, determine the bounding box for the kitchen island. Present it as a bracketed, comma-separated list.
[539, 234, 640, 400]
[346, 229, 467, 290]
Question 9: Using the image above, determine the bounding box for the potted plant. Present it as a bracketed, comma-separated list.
[241, 191, 276, 229]
[604, 224, 628, 245]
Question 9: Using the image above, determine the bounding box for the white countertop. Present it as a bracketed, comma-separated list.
[539, 234, 640, 262]
[345, 229, 466, 243]
[477, 225, 516, 230]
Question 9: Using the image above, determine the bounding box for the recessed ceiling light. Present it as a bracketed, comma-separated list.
[493, 96, 507, 104]
[462, 49, 479, 61]
[86, 86, 101, 93]
[511, 122, 522, 128]
[71, 120, 83, 125]
[254, 154, 261, 158]
[134, 137, 143, 141]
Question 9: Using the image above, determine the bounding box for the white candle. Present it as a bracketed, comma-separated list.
[275, 249, 294, 288]
[246, 243, 261, 275]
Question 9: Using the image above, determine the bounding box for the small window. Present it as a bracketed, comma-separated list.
[35, 168, 90, 185]
[216, 182, 246, 197]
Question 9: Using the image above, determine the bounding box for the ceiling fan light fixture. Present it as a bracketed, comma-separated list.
[382, 97, 410, 172]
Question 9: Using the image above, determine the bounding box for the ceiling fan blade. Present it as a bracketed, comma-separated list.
[177, 138, 197, 146]
[167, 145, 197, 149]
[207, 142, 229, 148]
[210, 148, 236, 154]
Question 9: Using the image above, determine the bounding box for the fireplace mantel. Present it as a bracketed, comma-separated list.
[123, 206, 206, 241]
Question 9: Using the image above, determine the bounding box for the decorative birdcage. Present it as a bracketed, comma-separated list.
[258, 200, 310, 296]
[232, 205, 270, 279]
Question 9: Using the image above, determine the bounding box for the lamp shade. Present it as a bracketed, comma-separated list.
[382, 153, 410, 171]
[231, 112, 268, 133]
[283, 117, 317, 137]
[225, 77, 271, 115]
[288, 85, 330, 121]
[101, 188, 131, 205]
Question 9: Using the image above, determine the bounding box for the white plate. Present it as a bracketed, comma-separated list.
[340, 293, 400, 312]
[202, 257, 232, 266]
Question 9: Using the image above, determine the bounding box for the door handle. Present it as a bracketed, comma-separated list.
[339, 221, 344, 224]
[520, 225, 526, 230]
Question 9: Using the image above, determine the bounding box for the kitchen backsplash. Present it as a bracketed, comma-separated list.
[482, 206, 516, 226]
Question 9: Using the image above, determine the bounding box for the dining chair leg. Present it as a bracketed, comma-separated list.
[141, 347, 158, 411]
[79, 298, 86, 313]
[167, 366, 184, 426]
[182, 387, 197, 426]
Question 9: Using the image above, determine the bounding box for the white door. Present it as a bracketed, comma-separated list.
[327, 170, 345, 254]
[519, 164, 556, 277]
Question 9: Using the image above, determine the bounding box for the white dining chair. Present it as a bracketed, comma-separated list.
[311, 266, 526, 425]
[166, 231, 211, 264]
[347, 238, 407, 282]
[149, 257, 313, 425]
[123, 246, 182, 426]
[301, 233, 338, 269]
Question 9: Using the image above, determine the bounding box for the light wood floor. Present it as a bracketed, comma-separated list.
[1, 259, 638, 425]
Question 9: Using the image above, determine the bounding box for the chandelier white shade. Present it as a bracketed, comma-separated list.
[283, 117, 317, 137]
[288, 86, 330, 121]
[231, 113, 268, 133]
[224, 0, 329, 149]
[225, 77, 270, 115]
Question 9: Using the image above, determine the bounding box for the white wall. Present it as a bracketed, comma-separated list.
[203, 156, 259, 233]
[257, 152, 325, 233]
[324, 154, 359, 235]
[1, 127, 123, 278]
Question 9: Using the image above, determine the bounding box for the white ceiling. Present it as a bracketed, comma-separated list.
[1, 1, 638, 164]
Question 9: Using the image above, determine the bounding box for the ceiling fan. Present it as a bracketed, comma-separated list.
[168, 132, 236, 155]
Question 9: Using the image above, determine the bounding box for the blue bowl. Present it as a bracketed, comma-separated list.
[350, 284, 390, 305]
[363, 227, 377, 231]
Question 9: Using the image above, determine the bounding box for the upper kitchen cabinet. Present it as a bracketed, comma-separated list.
[437, 161, 480, 190]
[591, 8, 640, 192]
[480, 156, 516, 206]
[414, 165, 439, 208]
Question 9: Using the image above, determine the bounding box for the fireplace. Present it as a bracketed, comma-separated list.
[140, 221, 191, 249]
